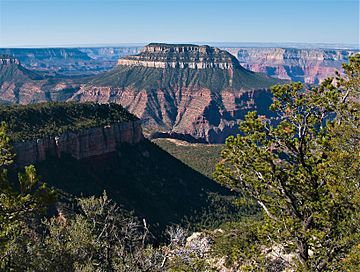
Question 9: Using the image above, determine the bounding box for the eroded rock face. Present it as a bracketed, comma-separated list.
[226, 47, 359, 84]
[0, 45, 279, 144]
[0, 56, 79, 104]
[0, 57, 20, 65]
[70, 43, 279, 143]
[71, 85, 273, 143]
[13, 120, 143, 166]
[118, 43, 242, 70]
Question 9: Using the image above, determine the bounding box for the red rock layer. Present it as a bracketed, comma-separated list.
[13, 120, 143, 166]
[70, 85, 271, 143]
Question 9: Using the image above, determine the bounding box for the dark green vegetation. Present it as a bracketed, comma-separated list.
[35, 140, 244, 233]
[0, 102, 247, 270]
[0, 102, 137, 141]
[214, 54, 360, 271]
[89, 65, 280, 92]
[0, 122, 56, 269]
[0, 101, 242, 234]
[1, 51, 359, 271]
[153, 139, 223, 178]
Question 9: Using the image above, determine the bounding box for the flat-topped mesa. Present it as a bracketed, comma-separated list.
[0, 56, 20, 65]
[117, 43, 242, 70]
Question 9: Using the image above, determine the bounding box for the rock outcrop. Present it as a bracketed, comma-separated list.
[0, 56, 79, 104]
[118, 43, 241, 70]
[2, 46, 357, 81]
[13, 120, 143, 166]
[0, 57, 20, 65]
[70, 43, 280, 143]
[225, 47, 359, 84]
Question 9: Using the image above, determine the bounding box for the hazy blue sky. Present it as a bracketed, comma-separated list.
[0, 0, 358, 47]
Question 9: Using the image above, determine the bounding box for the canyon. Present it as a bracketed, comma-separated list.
[1, 44, 358, 143]
[1, 45, 357, 83]
[0, 56, 78, 104]
[226, 47, 359, 84]
[71, 43, 279, 143]
[4, 102, 235, 230]
[0, 47, 142, 76]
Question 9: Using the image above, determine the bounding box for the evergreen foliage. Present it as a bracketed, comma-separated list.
[153, 139, 223, 178]
[214, 54, 360, 271]
[0, 102, 137, 141]
[0, 123, 55, 269]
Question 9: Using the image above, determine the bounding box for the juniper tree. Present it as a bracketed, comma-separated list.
[0, 122, 55, 269]
[214, 54, 360, 271]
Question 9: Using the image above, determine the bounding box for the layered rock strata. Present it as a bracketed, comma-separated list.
[117, 43, 241, 70]
[226, 47, 359, 84]
[72, 44, 279, 143]
[13, 120, 143, 166]
[0, 56, 79, 104]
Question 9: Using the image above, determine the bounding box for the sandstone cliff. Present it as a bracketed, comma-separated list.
[2, 46, 357, 81]
[13, 120, 143, 166]
[70, 43, 280, 143]
[118, 43, 241, 70]
[224, 47, 359, 84]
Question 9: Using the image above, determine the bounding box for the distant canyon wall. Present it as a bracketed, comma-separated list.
[223, 47, 359, 84]
[0, 47, 142, 76]
[2, 47, 358, 82]
[13, 120, 143, 166]
[0, 56, 79, 104]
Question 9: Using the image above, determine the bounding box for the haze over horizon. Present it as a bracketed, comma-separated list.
[0, 0, 359, 48]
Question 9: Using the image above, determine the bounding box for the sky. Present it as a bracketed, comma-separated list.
[0, 0, 359, 47]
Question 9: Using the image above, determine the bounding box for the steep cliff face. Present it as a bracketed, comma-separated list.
[0, 56, 79, 104]
[70, 43, 280, 143]
[2, 46, 356, 80]
[13, 120, 143, 166]
[5, 101, 234, 231]
[118, 43, 242, 69]
[227, 48, 359, 84]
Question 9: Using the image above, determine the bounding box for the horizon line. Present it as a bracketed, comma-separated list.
[0, 41, 359, 50]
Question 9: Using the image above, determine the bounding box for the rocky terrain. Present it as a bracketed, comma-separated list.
[0, 47, 142, 76]
[14, 120, 143, 166]
[71, 43, 280, 143]
[0, 56, 78, 104]
[2, 44, 357, 143]
[4, 102, 237, 230]
[224, 47, 359, 84]
[2, 46, 357, 82]
[118, 43, 241, 69]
